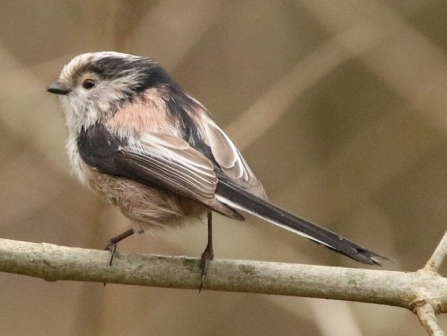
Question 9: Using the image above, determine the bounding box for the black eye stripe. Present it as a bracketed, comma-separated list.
[74, 56, 184, 98]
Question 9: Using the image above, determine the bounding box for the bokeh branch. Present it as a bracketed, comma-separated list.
[2, 237, 447, 318]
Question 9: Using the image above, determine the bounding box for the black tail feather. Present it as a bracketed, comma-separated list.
[216, 181, 386, 265]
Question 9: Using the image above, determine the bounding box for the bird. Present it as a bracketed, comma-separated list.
[47, 51, 385, 287]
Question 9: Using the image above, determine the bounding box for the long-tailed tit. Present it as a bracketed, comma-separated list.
[47, 52, 385, 285]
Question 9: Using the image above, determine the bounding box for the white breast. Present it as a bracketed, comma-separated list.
[66, 132, 91, 186]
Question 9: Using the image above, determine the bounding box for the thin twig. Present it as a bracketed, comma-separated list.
[424, 231, 447, 272]
[412, 231, 447, 335]
[415, 304, 445, 336]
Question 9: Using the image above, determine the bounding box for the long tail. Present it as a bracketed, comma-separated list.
[216, 181, 385, 265]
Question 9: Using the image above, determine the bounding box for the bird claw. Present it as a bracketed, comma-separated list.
[105, 241, 117, 266]
[199, 247, 214, 293]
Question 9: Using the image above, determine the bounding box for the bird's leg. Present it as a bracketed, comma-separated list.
[105, 228, 135, 266]
[199, 211, 214, 292]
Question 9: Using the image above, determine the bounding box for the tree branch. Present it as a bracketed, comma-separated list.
[424, 231, 447, 272]
[414, 230, 447, 336]
[415, 304, 445, 336]
[1, 238, 447, 315]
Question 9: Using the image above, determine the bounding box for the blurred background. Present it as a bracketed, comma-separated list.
[1, 0, 447, 335]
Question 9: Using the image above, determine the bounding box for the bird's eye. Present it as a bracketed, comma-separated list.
[82, 78, 96, 89]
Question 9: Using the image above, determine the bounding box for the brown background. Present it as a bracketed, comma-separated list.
[1, 1, 447, 335]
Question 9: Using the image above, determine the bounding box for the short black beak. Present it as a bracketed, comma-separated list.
[47, 81, 71, 95]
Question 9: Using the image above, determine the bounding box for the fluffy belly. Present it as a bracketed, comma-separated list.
[71, 153, 206, 231]
[93, 172, 206, 231]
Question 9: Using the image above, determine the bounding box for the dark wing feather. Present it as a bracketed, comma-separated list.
[115, 147, 216, 200]
[77, 123, 243, 219]
[204, 120, 268, 199]
[215, 174, 385, 265]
